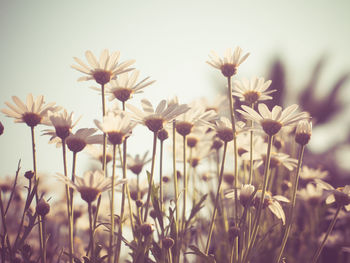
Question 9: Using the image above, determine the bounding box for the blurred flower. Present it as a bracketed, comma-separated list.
[315, 179, 350, 210]
[300, 166, 328, 182]
[127, 99, 189, 133]
[0, 121, 4, 135]
[207, 47, 250, 77]
[71, 49, 135, 85]
[209, 116, 245, 142]
[226, 184, 256, 207]
[85, 145, 113, 164]
[127, 152, 151, 175]
[237, 103, 309, 136]
[105, 70, 155, 102]
[298, 183, 325, 206]
[94, 112, 136, 145]
[57, 170, 125, 203]
[233, 77, 275, 105]
[1, 94, 59, 127]
[66, 128, 101, 153]
[253, 191, 289, 225]
[42, 110, 81, 146]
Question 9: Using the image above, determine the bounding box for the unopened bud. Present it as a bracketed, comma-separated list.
[36, 200, 50, 217]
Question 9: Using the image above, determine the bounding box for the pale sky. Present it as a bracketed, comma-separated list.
[1, 0, 350, 177]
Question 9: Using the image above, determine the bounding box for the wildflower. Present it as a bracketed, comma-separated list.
[1, 94, 59, 127]
[157, 128, 169, 141]
[106, 70, 155, 102]
[187, 142, 214, 168]
[86, 145, 113, 164]
[199, 94, 229, 113]
[71, 49, 135, 85]
[226, 184, 255, 207]
[58, 170, 125, 203]
[66, 128, 100, 153]
[36, 199, 50, 217]
[253, 191, 289, 225]
[94, 112, 136, 145]
[24, 170, 34, 180]
[237, 103, 309, 136]
[127, 99, 189, 133]
[207, 47, 250, 77]
[298, 183, 324, 206]
[233, 77, 275, 105]
[300, 166, 328, 182]
[210, 117, 245, 142]
[42, 110, 81, 146]
[139, 223, 154, 236]
[259, 152, 298, 171]
[162, 237, 175, 249]
[295, 120, 312, 145]
[315, 179, 350, 210]
[175, 103, 217, 137]
[127, 152, 151, 175]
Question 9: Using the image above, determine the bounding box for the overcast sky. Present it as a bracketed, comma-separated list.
[1, 0, 350, 178]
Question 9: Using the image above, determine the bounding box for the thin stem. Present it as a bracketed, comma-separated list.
[144, 132, 157, 222]
[70, 152, 77, 213]
[242, 135, 273, 263]
[160, 140, 164, 212]
[88, 202, 94, 260]
[205, 141, 228, 254]
[62, 142, 74, 263]
[0, 191, 12, 260]
[275, 145, 305, 263]
[30, 127, 45, 263]
[109, 144, 117, 263]
[181, 135, 187, 233]
[172, 121, 179, 263]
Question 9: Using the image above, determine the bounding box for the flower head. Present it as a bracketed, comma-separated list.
[95, 112, 136, 145]
[127, 152, 151, 175]
[71, 49, 135, 85]
[57, 170, 126, 203]
[2, 94, 59, 127]
[207, 47, 250, 77]
[300, 166, 328, 182]
[295, 120, 312, 145]
[233, 77, 275, 105]
[237, 103, 309, 136]
[86, 145, 113, 164]
[106, 70, 155, 102]
[127, 99, 189, 133]
[66, 128, 100, 153]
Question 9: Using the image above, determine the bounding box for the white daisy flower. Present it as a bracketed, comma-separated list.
[71, 49, 135, 85]
[298, 183, 325, 206]
[233, 77, 275, 105]
[57, 170, 126, 203]
[207, 47, 250, 77]
[300, 166, 328, 182]
[127, 152, 151, 175]
[226, 184, 256, 207]
[209, 116, 246, 142]
[237, 103, 309, 136]
[66, 128, 101, 153]
[127, 99, 189, 133]
[85, 145, 114, 165]
[1, 94, 59, 127]
[295, 120, 312, 145]
[105, 70, 155, 102]
[94, 112, 136, 145]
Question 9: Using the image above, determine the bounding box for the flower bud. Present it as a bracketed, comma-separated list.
[24, 170, 34, 180]
[162, 237, 175, 249]
[295, 120, 312, 145]
[36, 200, 50, 217]
[139, 223, 154, 236]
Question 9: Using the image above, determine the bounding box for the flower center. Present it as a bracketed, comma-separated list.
[261, 119, 282, 136]
[157, 129, 169, 141]
[107, 131, 125, 145]
[113, 88, 133, 102]
[212, 139, 223, 150]
[217, 128, 233, 142]
[243, 91, 260, 105]
[187, 137, 198, 148]
[66, 138, 86, 153]
[55, 126, 71, 140]
[129, 164, 143, 175]
[79, 187, 100, 203]
[190, 158, 199, 167]
[220, 64, 237, 77]
[145, 118, 164, 133]
[93, 70, 111, 85]
[176, 121, 193, 136]
[22, 112, 42, 127]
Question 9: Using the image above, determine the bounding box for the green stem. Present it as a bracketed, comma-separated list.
[181, 135, 187, 233]
[88, 202, 94, 260]
[124, 139, 135, 235]
[30, 127, 45, 263]
[311, 206, 341, 263]
[242, 135, 273, 263]
[160, 140, 164, 212]
[172, 121, 179, 263]
[205, 142, 228, 254]
[144, 132, 157, 222]
[275, 145, 305, 263]
[0, 191, 13, 260]
[62, 142, 74, 263]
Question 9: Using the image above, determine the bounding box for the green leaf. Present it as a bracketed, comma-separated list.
[187, 245, 216, 263]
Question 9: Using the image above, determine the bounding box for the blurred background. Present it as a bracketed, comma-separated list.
[0, 0, 350, 183]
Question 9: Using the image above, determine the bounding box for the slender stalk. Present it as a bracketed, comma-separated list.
[311, 205, 341, 263]
[62, 142, 74, 263]
[70, 152, 77, 213]
[30, 127, 45, 263]
[88, 202, 95, 260]
[168, 248, 173, 263]
[144, 132, 157, 222]
[205, 141, 228, 254]
[181, 135, 187, 233]
[275, 145, 305, 263]
[0, 191, 12, 260]
[109, 144, 117, 263]
[172, 121, 179, 263]
[242, 135, 273, 263]
[160, 139, 164, 212]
